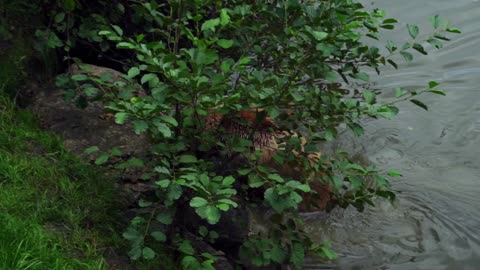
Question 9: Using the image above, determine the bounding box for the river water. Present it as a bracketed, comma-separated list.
[304, 0, 480, 269]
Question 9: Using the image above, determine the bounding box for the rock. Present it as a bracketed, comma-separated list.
[68, 63, 126, 83]
[26, 80, 153, 207]
[68, 63, 145, 96]
[28, 83, 150, 159]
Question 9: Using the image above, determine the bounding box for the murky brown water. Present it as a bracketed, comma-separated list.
[304, 0, 480, 269]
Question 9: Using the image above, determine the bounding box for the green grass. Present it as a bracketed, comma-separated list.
[0, 95, 123, 269]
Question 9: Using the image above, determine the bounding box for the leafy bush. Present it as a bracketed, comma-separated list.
[46, 0, 459, 269]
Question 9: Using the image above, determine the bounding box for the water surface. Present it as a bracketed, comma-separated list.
[305, 1, 480, 269]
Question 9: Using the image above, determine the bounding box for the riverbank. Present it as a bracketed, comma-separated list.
[0, 90, 180, 269]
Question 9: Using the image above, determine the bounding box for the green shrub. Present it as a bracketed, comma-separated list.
[44, 0, 460, 269]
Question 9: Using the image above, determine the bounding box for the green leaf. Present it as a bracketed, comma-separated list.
[407, 24, 419, 39]
[446, 27, 461, 34]
[248, 175, 265, 188]
[286, 181, 311, 192]
[429, 15, 441, 29]
[36, 30, 63, 48]
[187, 48, 219, 65]
[63, 0, 76, 11]
[209, 230, 219, 240]
[216, 188, 236, 196]
[220, 9, 231, 26]
[111, 25, 124, 36]
[395, 87, 408, 97]
[116, 3, 125, 14]
[142, 247, 155, 260]
[128, 246, 142, 260]
[199, 226, 208, 237]
[217, 39, 234, 49]
[291, 92, 304, 102]
[141, 73, 158, 84]
[387, 169, 402, 177]
[98, 30, 111, 36]
[216, 203, 229, 211]
[95, 154, 109, 165]
[434, 34, 450, 41]
[178, 241, 195, 255]
[412, 43, 427, 55]
[84, 146, 100, 154]
[290, 243, 305, 269]
[181, 256, 199, 268]
[353, 72, 369, 82]
[83, 87, 98, 97]
[400, 51, 413, 62]
[270, 245, 286, 263]
[136, 34, 145, 42]
[155, 122, 172, 138]
[363, 91, 376, 104]
[238, 57, 251, 65]
[109, 148, 123, 156]
[123, 227, 141, 241]
[324, 128, 335, 141]
[376, 106, 399, 119]
[115, 158, 144, 169]
[346, 163, 366, 173]
[151, 231, 166, 242]
[155, 179, 171, 188]
[138, 199, 152, 207]
[427, 89, 446, 96]
[222, 176, 235, 186]
[427, 38, 443, 49]
[201, 18, 220, 32]
[190, 197, 209, 208]
[311, 30, 328, 41]
[204, 205, 221, 224]
[387, 59, 398, 69]
[71, 74, 88, 81]
[220, 60, 232, 72]
[238, 168, 251, 176]
[114, 112, 128, 124]
[179, 155, 197, 163]
[156, 212, 173, 225]
[128, 67, 140, 78]
[217, 199, 238, 208]
[117, 42, 135, 49]
[320, 247, 337, 260]
[160, 115, 178, 127]
[348, 123, 364, 136]
[133, 120, 148, 135]
[167, 185, 183, 203]
[54, 12, 65, 23]
[383, 18, 398, 24]
[380, 24, 394, 30]
[428, 81, 439, 88]
[268, 174, 285, 183]
[410, 99, 428, 110]
[154, 166, 170, 174]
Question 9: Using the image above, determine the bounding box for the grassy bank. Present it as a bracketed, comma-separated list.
[0, 95, 123, 269]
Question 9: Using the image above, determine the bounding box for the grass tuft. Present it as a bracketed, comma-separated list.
[0, 94, 124, 269]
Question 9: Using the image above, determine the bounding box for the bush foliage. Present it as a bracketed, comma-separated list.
[31, 0, 460, 269]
